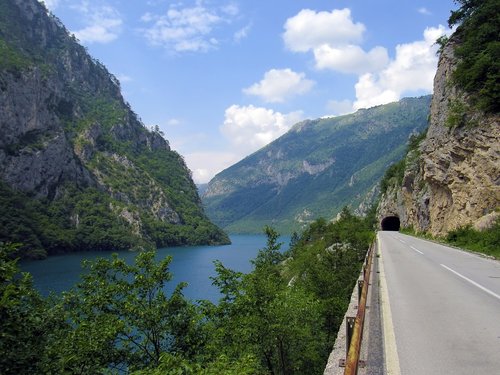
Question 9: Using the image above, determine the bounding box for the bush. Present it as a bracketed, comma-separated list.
[445, 218, 500, 259]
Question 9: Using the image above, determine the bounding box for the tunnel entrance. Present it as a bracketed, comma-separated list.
[381, 216, 400, 231]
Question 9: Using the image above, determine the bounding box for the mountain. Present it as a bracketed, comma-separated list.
[203, 96, 432, 233]
[0, 0, 228, 259]
[377, 0, 499, 236]
[197, 183, 209, 197]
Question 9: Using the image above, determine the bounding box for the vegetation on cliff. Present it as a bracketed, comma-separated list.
[203, 96, 431, 234]
[0, 0, 228, 258]
[379, 130, 427, 195]
[448, 0, 500, 114]
[377, 0, 499, 253]
[0, 209, 375, 374]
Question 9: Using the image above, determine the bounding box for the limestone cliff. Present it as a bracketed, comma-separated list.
[0, 0, 228, 257]
[377, 36, 500, 236]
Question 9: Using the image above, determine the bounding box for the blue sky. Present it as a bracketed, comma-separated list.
[40, 0, 455, 183]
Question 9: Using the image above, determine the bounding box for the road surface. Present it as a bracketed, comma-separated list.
[378, 231, 500, 375]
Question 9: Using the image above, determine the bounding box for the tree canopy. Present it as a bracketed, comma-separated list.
[448, 0, 500, 113]
[0, 209, 375, 374]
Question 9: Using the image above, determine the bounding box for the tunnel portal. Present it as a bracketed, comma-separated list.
[381, 216, 401, 231]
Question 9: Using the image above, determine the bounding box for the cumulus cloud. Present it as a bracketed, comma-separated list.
[178, 105, 304, 183]
[221, 105, 303, 155]
[326, 99, 355, 116]
[71, 2, 123, 44]
[283, 8, 389, 76]
[314, 44, 389, 74]
[353, 25, 449, 110]
[243, 69, 315, 103]
[283, 8, 364, 52]
[140, 2, 238, 53]
[184, 151, 241, 183]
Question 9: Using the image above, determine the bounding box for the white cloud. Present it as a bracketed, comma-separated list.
[221, 105, 303, 155]
[221, 3, 239, 17]
[72, 2, 123, 44]
[353, 73, 400, 110]
[283, 8, 389, 76]
[418, 7, 432, 15]
[243, 69, 315, 103]
[174, 104, 304, 184]
[314, 44, 389, 74]
[184, 151, 241, 183]
[353, 25, 450, 110]
[140, 2, 238, 53]
[283, 8, 365, 52]
[234, 23, 251, 42]
[166, 118, 181, 126]
[326, 99, 354, 116]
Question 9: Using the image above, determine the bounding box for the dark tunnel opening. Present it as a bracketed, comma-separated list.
[381, 216, 401, 231]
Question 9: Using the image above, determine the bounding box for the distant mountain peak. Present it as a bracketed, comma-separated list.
[203, 96, 431, 233]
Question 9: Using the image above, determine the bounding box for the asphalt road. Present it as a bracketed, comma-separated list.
[378, 231, 500, 375]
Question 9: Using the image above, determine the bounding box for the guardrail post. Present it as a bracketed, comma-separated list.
[346, 316, 355, 356]
[358, 280, 364, 303]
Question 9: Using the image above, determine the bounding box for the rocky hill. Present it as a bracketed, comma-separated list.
[203, 96, 431, 233]
[0, 0, 228, 258]
[377, 0, 499, 236]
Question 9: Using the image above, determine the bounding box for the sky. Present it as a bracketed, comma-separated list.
[39, 0, 456, 183]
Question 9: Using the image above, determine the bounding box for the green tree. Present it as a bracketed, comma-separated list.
[448, 0, 482, 27]
[448, 0, 500, 113]
[206, 227, 327, 375]
[51, 251, 204, 373]
[0, 243, 66, 374]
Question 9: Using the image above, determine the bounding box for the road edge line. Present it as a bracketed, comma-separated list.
[377, 233, 401, 375]
[440, 264, 500, 301]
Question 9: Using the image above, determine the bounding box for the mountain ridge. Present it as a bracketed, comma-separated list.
[0, 0, 229, 258]
[203, 96, 432, 233]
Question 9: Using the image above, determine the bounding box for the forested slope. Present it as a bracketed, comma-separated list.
[0, 0, 228, 258]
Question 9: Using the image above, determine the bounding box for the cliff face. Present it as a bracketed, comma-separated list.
[377, 38, 500, 236]
[0, 0, 228, 257]
[203, 97, 431, 233]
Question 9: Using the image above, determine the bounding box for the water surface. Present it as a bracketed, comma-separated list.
[21, 234, 290, 302]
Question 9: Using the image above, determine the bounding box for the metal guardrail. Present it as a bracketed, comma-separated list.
[340, 242, 375, 374]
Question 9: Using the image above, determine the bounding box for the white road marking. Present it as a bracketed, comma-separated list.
[410, 246, 424, 255]
[378, 234, 401, 375]
[441, 264, 500, 302]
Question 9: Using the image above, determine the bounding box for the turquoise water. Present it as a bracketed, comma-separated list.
[21, 234, 290, 302]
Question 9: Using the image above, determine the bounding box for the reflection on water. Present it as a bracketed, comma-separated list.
[21, 234, 290, 302]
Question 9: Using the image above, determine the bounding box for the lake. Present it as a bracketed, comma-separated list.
[20, 234, 290, 302]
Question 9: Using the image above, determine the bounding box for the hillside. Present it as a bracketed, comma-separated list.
[377, 0, 499, 239]
[203, 96, 431, 233]
[0, 0, 228, 258]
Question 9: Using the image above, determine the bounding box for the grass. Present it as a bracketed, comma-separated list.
[400, 221, 500, 260]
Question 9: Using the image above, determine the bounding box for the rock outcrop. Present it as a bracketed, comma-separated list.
[0, 0, 228, 257]
[377, 37, 500, 236]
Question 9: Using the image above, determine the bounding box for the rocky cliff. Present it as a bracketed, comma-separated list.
[377, 36, 500, 236]
[0, 0, 228, 258]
